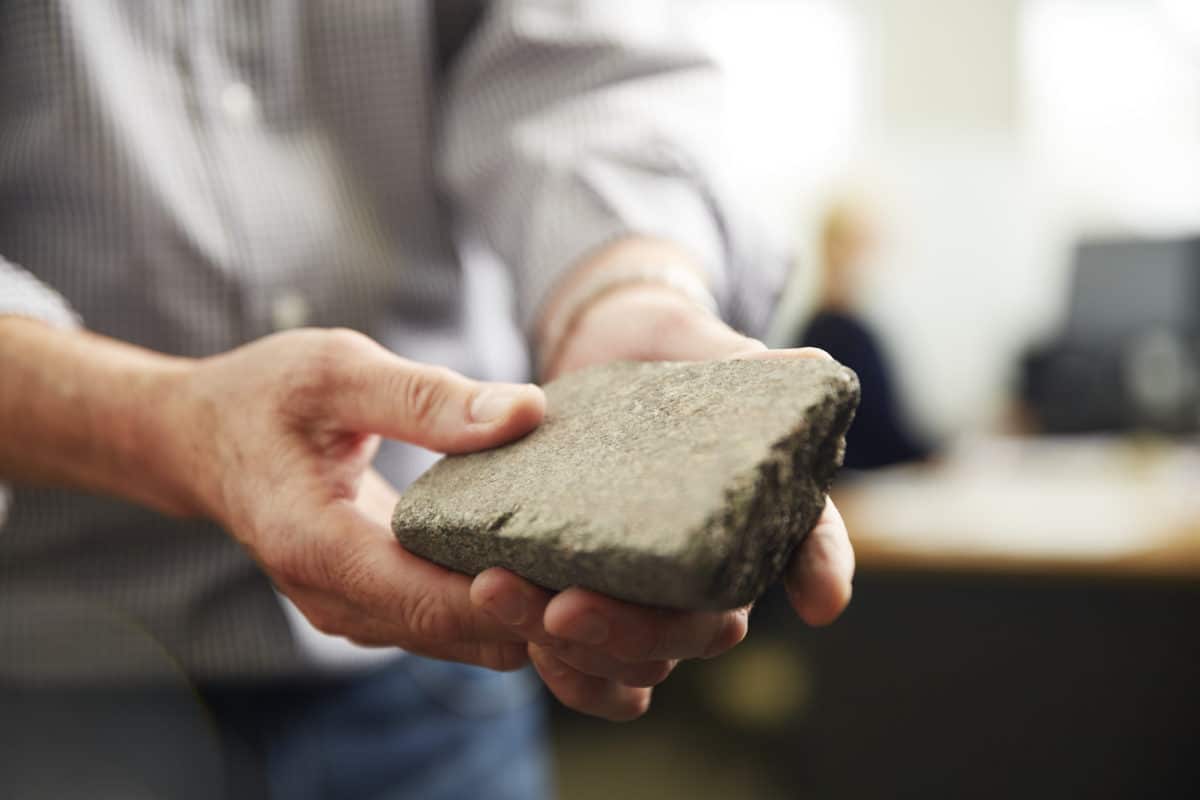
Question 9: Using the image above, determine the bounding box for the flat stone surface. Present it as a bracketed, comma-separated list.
[392, 358, 859, 610]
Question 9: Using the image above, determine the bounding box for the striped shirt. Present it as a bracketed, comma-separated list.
[0, 0, 777, 682]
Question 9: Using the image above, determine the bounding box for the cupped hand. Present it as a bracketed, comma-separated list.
[168, 291, 853, 723]
[544, 285, 856, 627]
[470, 568, 750, 721]
[170, 328, 546, 671]
[475, 281, 855, 720]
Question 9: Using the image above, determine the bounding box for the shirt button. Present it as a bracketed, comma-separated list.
[220, 81, 259, 124]
[271, 290, 310, 331]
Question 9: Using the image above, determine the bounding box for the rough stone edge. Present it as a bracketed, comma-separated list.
[694, 376, 859, 608]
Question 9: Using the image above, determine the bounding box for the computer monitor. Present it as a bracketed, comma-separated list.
[1023, 236, 1200, 433]
[1064, 237, 1200, 345]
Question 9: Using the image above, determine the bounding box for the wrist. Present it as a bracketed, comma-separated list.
[83, 335, 207, 519]
[537, 238, 719, 379]
[141, 356, 215, 519]
[0, 317, 207, 517]
[544, 282, 763, 379]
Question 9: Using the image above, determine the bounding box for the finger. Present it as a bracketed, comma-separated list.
[528, 644, 653, 722]
[290, 502, 526, 646]
[320, 332, 545, 454]
[730, 346, 833, 362]
[282, 582, 530, 671]
[469, 567, 556, 645]
[543, 588, 748, 662]
[544, 641, 677, 688]
[340, 472, 532, 666]
[785, 496, 855, 626]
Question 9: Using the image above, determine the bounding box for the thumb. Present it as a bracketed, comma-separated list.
[325, 341, 545, 454]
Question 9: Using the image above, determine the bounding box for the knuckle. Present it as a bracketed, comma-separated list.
[283, 329, 375, 413]
[311, 331, 365, 380]
[395, 365, 457, 427]
[404, 590, 465, 644]
[323, 547, 375, 595]
[275, 533, 374, 603]
[322, 327, 374, 358]
[309, 329, 368, 376]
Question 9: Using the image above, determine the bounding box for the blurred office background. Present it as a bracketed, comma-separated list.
[692, 0, 1200, 438]
[550, 1, 1200, 798]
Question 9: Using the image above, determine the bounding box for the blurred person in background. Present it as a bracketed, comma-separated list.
[790, 194, 931, 469]
[0, 1, 855, 798]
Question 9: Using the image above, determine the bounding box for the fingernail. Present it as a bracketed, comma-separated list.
[485, 591, 527, 626]
[564, 612, 609, 646]
[469, 386, 526, 424]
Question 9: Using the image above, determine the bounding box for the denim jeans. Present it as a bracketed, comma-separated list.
[205, 657, 551, 800]
[1, 657, 550, 800]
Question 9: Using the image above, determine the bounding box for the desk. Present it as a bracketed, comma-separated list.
[834, 434, 1200, 579]
[552, 436, 1200, 799]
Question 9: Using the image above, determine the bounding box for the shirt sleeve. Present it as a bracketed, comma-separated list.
[0, 255, 80, 329]
[437, 0, 775, 338]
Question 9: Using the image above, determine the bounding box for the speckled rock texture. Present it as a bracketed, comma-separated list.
[392, 358, 859, 610]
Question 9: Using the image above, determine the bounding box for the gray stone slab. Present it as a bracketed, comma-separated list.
[392, 358, 859, 610]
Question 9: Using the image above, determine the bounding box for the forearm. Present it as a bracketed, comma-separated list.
[0, 316, 198, 516]
[534, 237, 708, 368]
[536, 236, 763, 380]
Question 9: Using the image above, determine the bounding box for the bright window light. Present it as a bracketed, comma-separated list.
[1022, 0, 1200, 232]
[676, 0, 862, 240]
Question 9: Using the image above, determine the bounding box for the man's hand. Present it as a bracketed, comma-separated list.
[1, 318, 560, 669]
[173, 324, 818, 721]
[467, 239, 856, 721]
[167, 328, 548, 670]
